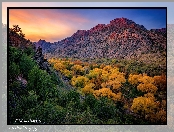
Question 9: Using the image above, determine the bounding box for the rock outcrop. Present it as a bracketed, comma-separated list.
[34, 17, 166, 63]
[34, 46, 51, 74]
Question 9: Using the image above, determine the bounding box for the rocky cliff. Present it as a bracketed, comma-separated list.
[35, 17, 166, 62]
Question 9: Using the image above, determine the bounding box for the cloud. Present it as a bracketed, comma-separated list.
[3, 2, 172, 42]
[9, 9, 90, 42]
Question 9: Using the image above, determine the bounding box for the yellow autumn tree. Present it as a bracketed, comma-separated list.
[81, 83, 95, 94]
[53, 62, 66, 72]
[128, 74, 143, 85]
[128, 73, 158, 93]
[131, 95, 159, 116]
[101, 69, 110, 82]
[48, 58, 60, 65]
[71, 64, 84, 75]
[103, 65, 113, 73]
[71, 76, 89, 88]
[93, 88, 122, 101]
[101, 80, 121, 92]
[61, 60, 73, 70]
[143, 93, 166, 123]
[101, 68, 126, 92]
[62, 69, 72, 79]
[86, 68, 102, 79]
[109, 72, 126, 83]
[137, 83, 158, 93]
[138, 73, 154, 84]
[131, 92, 167, 123]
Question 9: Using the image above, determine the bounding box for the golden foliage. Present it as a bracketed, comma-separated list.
[71, 64, 84, 75]
[109, 72, 126, 83]
[47, 57, 167, 124]
[86, 68, 102, 79]
[131, 95, 158, 115]
[138, 74, 154, 84]
[103, 65, 113, 73]
[71, 76, 89, 88]
[131, 93, 167, 123]
[137, 83, 158, 93]
[82, 83, 95, 94]
[129, 73, 155, 85]
[128, 74, 142, 85]
[102, 81, 121, 91]
[101, 70, 110, 82]
[62, 69, 72, 78]
[129, 73, 158, 93]
[53, 62, 66, 72]
[93, 88, 122, 101]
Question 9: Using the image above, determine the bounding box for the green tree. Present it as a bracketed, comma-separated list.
[27, 66, 56, 101]
[9, 46, 22, 65]
[19, 53, 35, 79]
[9, 62, 20, 81]
[23, 46, 35, 57]
[93, 97, 116, 121]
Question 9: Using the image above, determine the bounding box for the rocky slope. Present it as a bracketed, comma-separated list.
[35, 17, 166, 62]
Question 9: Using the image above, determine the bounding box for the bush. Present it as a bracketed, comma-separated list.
[93, 97, 116, 121]
[27, 66, 56, 101]
[9, 62, 20, 81]
[23, 46, 34, 56]
[9, 46, 22, 65]
[83, 94, 97, 110]
[19, 53, 36, 79]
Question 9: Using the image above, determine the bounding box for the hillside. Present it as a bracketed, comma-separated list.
[35, 17, 166, 66]
[7, 22, 167, 125]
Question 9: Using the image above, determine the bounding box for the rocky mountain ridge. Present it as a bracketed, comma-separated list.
[34, 17, 166, 62]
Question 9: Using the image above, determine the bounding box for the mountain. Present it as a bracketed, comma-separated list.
[35, 17, 166, 63]
[33, 39, 52, 53]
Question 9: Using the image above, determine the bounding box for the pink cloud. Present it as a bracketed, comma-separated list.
[9, 9, 90, 42]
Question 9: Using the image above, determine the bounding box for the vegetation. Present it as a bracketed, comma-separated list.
[8, 25, 166, 125]
[48, 57, 167, 124]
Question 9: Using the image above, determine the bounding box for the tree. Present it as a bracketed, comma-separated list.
[71, 64, 84, 76]
[93, 97, 116, 121]
[19, 32, 25, 38]
[137, 83, 158, 93]
[153, 75, 166, 91]
[128, 74, 143, 85]
[71, 76, 89, 88]
[82, 83, 95, 94]
[86, 68, 102, 80]
[28, 66, 56, 101]
[93, 88, 122, 101]
[11, 25, 21, 33]
[9, 62, 20, 81]
[9, 46, 22, 65]
[131, 94, 159, 119]
[19, 53, 35, 79]
[62, 69, 72, 79]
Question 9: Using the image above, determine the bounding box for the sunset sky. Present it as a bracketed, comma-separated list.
[2, 2, 172, 43]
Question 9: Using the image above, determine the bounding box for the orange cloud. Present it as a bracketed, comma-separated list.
[9, 9, 90, 42]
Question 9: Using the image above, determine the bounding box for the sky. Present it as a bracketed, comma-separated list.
[2, 2, 173, 43]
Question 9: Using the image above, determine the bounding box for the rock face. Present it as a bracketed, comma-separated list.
[34, 46, 51, 73]
[35, 17, 166, 61]
[34, 39, 52, 54]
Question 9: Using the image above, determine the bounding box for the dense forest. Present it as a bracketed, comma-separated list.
[8, 25, 166, 125]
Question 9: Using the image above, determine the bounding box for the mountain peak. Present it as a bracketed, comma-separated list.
[36, 17, 166, 62]
[110, 17, 134, 24]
